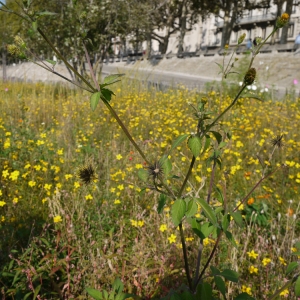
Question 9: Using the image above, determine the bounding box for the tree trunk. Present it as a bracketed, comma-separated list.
[221, 9, 237, 48]
[177, 4, 187, 55]
[2, 43, 7, 82]
[280, 0, 293, 44]
[146, 31, 152, 59]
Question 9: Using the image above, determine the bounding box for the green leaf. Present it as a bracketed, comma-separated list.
[101, 88, 115, 102]
[225, 230, 238, 248]
[214, 276, 226, 297]
[170, 292, 182, 300]
[220, 269, 239, 282]
[171, 199, 186, 227]
[201, 135, 211, 154]
[32, 21, 37, 32]
[112, 277, 124, 294]
[242, 94, 264, 102]
[86, 288, 103, 300]
[90, 92, 101, 111]
[222, 214, 230, 231]
[195, 198, 217, 226]
[33, 284, 41, 300]
[215, 62, 224, 72]
[157, 194, 167, 214]
[234, 293, 255, 300]
[231, 212, 244, 228]
[185, 199, 198, 217]
[200, 222, 215, 238]
[180, 291, 196, 300]
[137, 168, 148, 182]
[169, 134, 190, 153]
[219, 141, 227, 148]
[191, 219, 202, 238]
[286, 262, 298, 275]
[36, 11, 57, 17]
[102, 74, 125, 87]
[159, 156, 172, 176]
[45, 59, 56, 66]
[197, 282, 212, 300]
[24, 292, 33, 300]
[210, 266, 221, 276]
[295, 276, 300, 296]
[188, 136, 202, 157]
[214, 186, 224, 205]
[210, 131, 222, 144]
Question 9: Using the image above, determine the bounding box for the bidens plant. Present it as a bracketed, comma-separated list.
[1, 1, 299, 298]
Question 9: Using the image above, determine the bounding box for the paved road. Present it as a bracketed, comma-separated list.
[102, 63, 221, 91]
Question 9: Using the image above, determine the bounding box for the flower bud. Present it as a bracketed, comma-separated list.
[276, 13, 289, 28]
[253, 37, 262, 46]
[238, 33, 246, 44]
[14, 36, 26, 49]
[243, 68, 256, 86]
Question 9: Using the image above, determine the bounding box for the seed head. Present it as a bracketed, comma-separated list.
[243, 68, 256, 86]
[76, 162, 97, 185]
[147, 161, 163, 179]
[270, 134, 284, 148]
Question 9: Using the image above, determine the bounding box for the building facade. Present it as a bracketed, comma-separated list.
[148, 1, 300, 55]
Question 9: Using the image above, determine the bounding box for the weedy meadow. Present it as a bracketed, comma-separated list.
[0, 2, 300, 299]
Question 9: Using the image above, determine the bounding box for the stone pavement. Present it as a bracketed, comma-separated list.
[1, 51, 300, 97]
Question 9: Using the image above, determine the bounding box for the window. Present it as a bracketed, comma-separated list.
[288, 24, 294, 38]
[262, 28, 266, 39]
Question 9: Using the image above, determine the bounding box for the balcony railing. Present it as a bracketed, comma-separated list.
[216, 13, 276, 28]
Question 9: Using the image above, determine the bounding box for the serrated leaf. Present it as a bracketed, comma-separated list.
[286, 262, 298, 275]
[137, 168, 148, 182]
[170, 134, 190, 152]
[200, 222, 215, 238]
[185, 199, 198, 217]
[220, 269, 239, 282]
[90, 92, 101, 111]
[101, 88, 114, 102]
[45, 59, 56, 65]
[86, 287, 103, 300]
[157, 194, 167, 214]
[214, 276, 226, 297]
[33, 284, 41, 300]
[188, 136, 202, 157]
[171, 199, 186, 227]
[295, 276, 300, 296]
[102, 74, 124, 87]
[210, 131, 222, 144]
[195, 198, 217, 225]
[231, 212, 244, 228]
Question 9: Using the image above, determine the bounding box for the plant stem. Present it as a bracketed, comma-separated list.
[233, 164, 284, 212]
[194, 231, 223, 289]
[179, 222, 192, 290]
